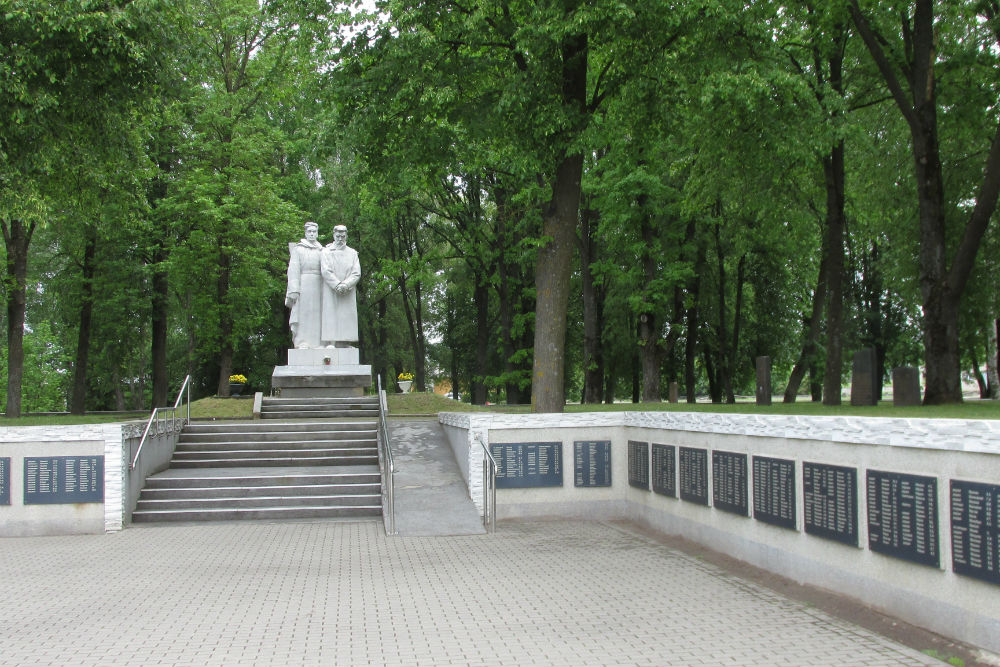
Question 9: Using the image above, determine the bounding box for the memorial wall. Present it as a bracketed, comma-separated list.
[438, 410, 1000, 655]
[0, 422, 180, 537]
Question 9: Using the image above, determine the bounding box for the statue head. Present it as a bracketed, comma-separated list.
[304, 221, 319, 242]
[333, 224, 348, 247]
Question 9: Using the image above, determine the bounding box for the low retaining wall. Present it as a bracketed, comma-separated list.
[0, 421, 183, 537]
[440, 411, 1000, 654]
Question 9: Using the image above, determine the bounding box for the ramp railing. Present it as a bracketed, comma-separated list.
[131, 375, 191, 471]
[376, 376, 397, 535]
[472, 432, 497, 534]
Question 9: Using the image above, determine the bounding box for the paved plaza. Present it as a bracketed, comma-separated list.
[0, 519, 958, 666]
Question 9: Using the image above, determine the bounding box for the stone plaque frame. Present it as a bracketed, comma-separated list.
[753, 456, 796, 529]
[491, 442, 563, 488]
[679, 447, 709, 505]
[803, 462, 858, 547]
[712, 450, 749, 516]
[574, 441, 611, 488]
[867, 470, 939, 568]
[628, 440, 649, 490]
[950, 479, 1000, 585]
[652, 444, 676, 498]
[23, 456, 104, 505]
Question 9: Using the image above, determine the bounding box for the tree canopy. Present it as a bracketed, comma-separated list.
[2, 0, 999, 415]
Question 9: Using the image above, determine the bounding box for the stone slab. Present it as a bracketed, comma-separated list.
[892, 366, 921, 407]
[755, 356, 772, 406]
[271, 364, 371, 398]
[286, 347, 360, 366]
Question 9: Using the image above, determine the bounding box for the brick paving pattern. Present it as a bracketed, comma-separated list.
[0, 520, 938, 666]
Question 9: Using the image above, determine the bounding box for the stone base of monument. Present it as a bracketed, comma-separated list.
[271, 346, 371, 398]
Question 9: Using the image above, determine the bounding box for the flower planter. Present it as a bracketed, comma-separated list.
[398, 381, 412, 393]
[229, 383, 245, 397]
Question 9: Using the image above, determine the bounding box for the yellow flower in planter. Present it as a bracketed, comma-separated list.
[229, 374, 247, 384]
[397, 372, 414, 381]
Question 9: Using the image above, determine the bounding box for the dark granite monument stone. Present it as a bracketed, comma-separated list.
[755, 356, 772, 406]
[892, 366, 921, 407]
[850, 347, 878, 406]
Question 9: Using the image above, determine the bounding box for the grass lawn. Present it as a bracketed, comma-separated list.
[2, 392, 998, 425]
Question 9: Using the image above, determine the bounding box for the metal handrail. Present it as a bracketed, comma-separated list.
[472, 432, 497, 534]
[130, 375, 191, 471]
[376, 376, 397, 535]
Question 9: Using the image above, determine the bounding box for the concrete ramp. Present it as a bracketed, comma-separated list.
[388, 418, 485, 536]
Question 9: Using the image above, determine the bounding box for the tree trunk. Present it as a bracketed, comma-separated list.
[987, 318, 999, 399]
[684, 231, 705, 403]
[822, 138, 847, 406]
[2, 218, 35, 418]
[472, 280, 489, 405]
[849, 0, 1000, 404]
[639, 211, 661, 402]
[150, 242, 170, 407]
[70, 227, 97, 414]
[713, 223, 733, 403]
[729, 253, 747, 403]
[216, 251, 233, 398]
[784, 234, 829, 402]
[531, 25, 587, 413]
[580, 202, 605, 403]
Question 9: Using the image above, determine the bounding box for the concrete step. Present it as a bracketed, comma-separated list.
[172, 447, 377, 461]
[261, 409, 379, 419]
[140, 481, 379, 500]
[131, 505, 382, 523]
[184, 421, 376, 435]
[262, 397, 379, 405]
[135, 493, 382, 511]
[170, 455, 378, 468]
[175, 439, 376, 451]
[180, 430, 376, 444]
[143, 467, 380, 489]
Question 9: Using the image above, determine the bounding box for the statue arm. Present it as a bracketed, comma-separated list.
[285, 247, 301, 304]
[341, 251, 361, 289]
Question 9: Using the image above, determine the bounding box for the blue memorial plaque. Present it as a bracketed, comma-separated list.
[803, 462, 857, 546]
[491, 442, 562, 488]
[24, 456, 104, 504]
[628, 440, 649, 490]
[574, 441, 611, 487]
[951, 479, 1000, 585]
[753, 456, 796, 529]
[713, 451, 748, 516]
[867, 470, 939, 568]
[0, 457, 9, 505]
[652, 444, 676, 498]
[679, 447, 708, 505]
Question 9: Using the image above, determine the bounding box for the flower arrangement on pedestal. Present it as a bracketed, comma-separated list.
[228, 374, 248, 396]
[397, 372, 413, 392]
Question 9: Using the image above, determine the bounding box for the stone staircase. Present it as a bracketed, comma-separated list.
[132, 402, 383, 523]
[259, 396, 379, 420]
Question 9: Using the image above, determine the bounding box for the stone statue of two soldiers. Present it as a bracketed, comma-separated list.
[285, 223, 360, 349]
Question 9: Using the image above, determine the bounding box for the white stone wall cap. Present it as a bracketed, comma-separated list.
[439, 410, 1000, 454]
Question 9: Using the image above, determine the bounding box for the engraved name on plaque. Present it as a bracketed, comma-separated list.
[652, 444, 676, 498]
[0, 457, 9, 505]
[951, 479, 999, 585]
[753, 456, 796, 529]
[679, 447, 709, 505]
[712, 451, 748, 516]
[867, 470, 939, 568]
[23, 456, 104, 504]
[803, 462, 858, 546]
[628, 440, 649, 490]
[574, 441, 611, 487]
[491, 442, 563, 488]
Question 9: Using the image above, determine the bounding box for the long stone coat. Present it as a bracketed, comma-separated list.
[320, 244, 361, 344]
[285, 239, 325, 348]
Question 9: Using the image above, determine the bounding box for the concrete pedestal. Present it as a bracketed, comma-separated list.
[272, 347, 371, 397]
